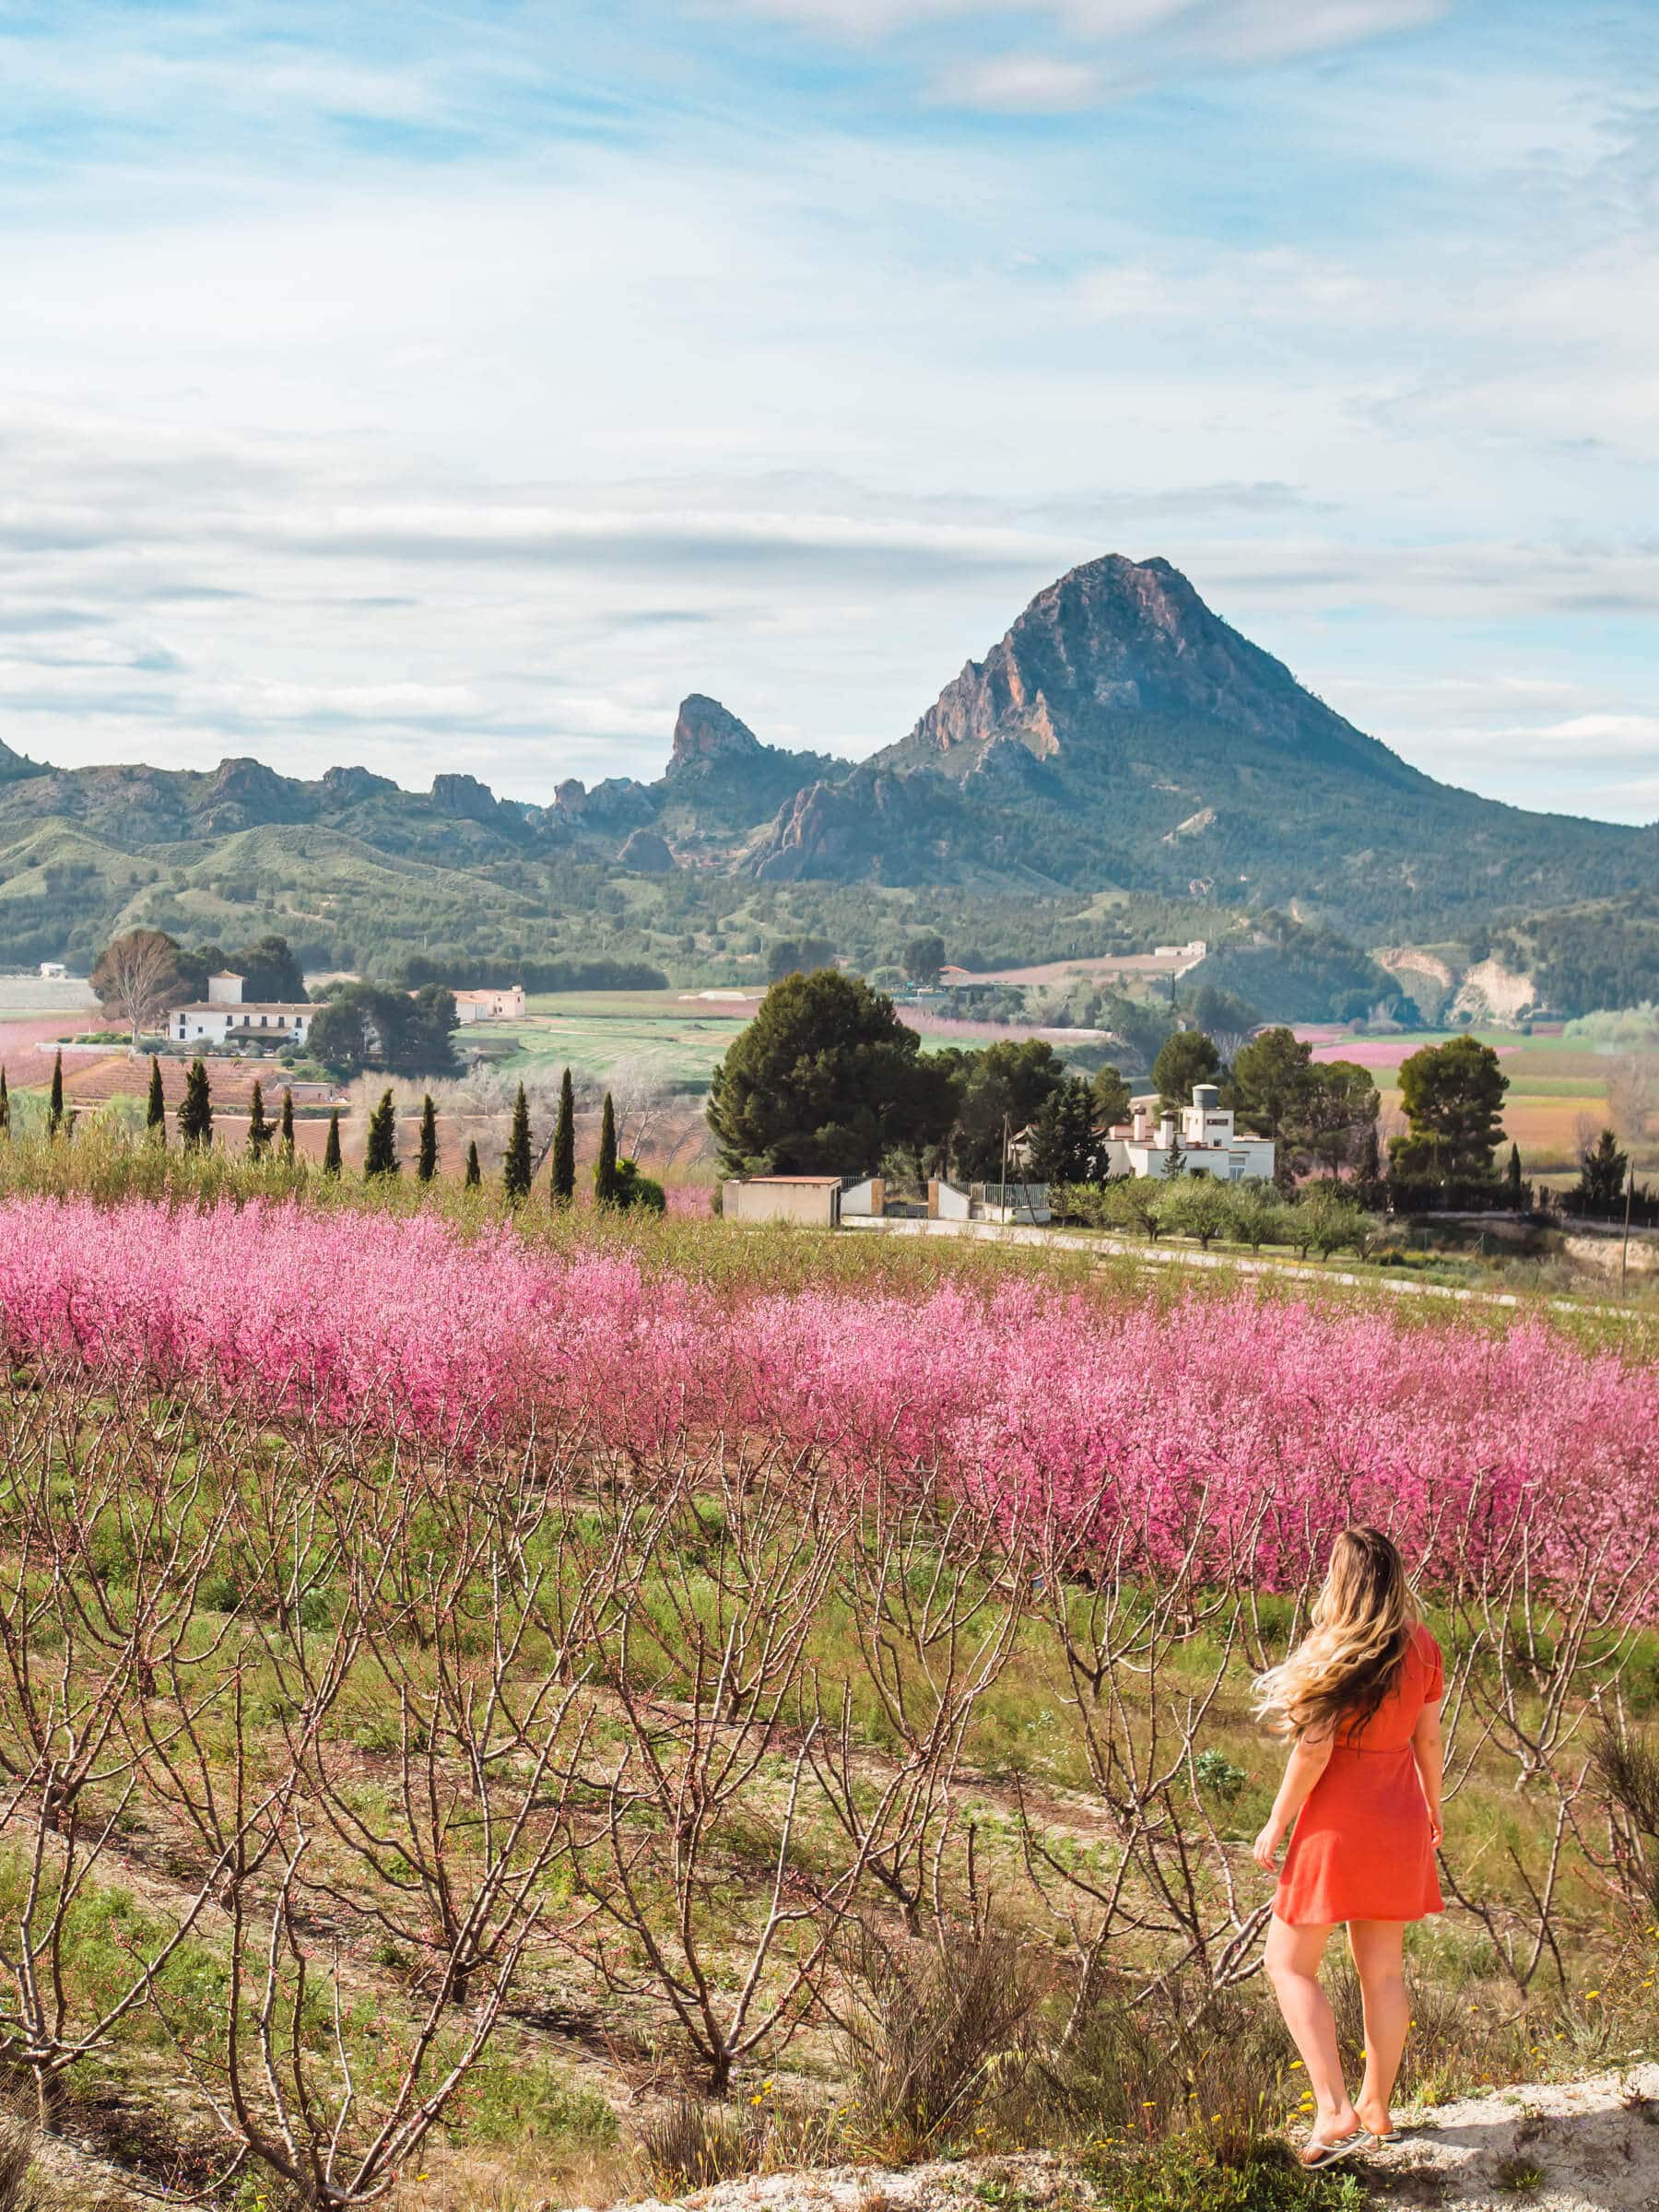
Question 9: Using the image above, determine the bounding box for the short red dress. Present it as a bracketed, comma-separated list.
[1276, 1621, 1444, 1927]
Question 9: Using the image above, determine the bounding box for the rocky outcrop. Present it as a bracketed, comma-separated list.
[747, 769, 937, 882]
[199, 756, 315, 832]
[320, 765, 395, 806]
[882, 554, 1412, 782]
[670, 694, 762, 771]
[618, 828, 676, 874]
[429, 771, 501, 822]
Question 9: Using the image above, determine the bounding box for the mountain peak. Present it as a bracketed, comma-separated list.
[670, 694, 762, 771]
[882, 552, 1406, 782]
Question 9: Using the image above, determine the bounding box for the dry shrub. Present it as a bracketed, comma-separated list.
[1027, 1980, 1288, 2158]
[0, 2119, 37, 2212]
[839, 1920, 1044, 2161]
[639, 2099, 762, 2194]
[1591, 1724, 1659, 1912]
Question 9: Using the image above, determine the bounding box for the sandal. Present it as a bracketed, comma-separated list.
[1298, 2129, 1372, 2169]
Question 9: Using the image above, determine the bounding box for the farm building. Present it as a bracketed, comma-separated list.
[1100, 1084, 1275, 1182]
[723, 1175, 843, 1227]
[453, 986, 525, 1024]
[172, 969, 314, 1047]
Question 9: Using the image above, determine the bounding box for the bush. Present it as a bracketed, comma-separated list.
[640, 2100, 761, 2193]
[840, 1922, 1043, 2161]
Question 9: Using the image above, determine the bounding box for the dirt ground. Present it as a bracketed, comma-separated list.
[562, 2065, 1659, 2212]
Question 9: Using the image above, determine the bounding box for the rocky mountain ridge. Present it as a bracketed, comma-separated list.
[0, 554, 1652, 941]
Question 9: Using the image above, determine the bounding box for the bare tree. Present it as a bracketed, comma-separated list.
[1606, 1053, 1657, 1149]
[89, 927, 184, 1046]
[558, 1453, 889, 2092]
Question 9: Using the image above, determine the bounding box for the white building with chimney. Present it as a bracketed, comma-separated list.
[453, 985, 525, 1024]
[1100, 1084, 1275, 1182]
[171, 969, 315, 1048]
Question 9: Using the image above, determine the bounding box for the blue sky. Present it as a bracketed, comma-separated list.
[0, 0, 1654, 820]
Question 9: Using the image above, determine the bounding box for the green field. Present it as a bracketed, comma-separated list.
[495, 991, 756, 1093]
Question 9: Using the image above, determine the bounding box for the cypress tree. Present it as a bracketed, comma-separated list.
[246, 1080, 272, 1159]
[417, 1093, 438, 1183]
[364, 1089, 399, 1179]
[594, 1090, 619, 1206]
[48, 1051, 65, 1136]
[1507, 1142, 1524, 1208]
[502, 1083, 533, 1204]
[551, 1066, 575, 1206]
[178, 1058, 213, 1151]
[147, 1056, 166, 1143]
[464, 1139, 481, 1189]
[279, 1088, 296, 1163]
[323, 1110, 342, 1176]
[0, 1067, 10, 1138]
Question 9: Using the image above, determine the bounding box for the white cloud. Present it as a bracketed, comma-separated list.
[930, 53, 1112, 111]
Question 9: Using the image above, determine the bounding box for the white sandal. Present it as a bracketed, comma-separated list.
[1298, 2128, 1372, 2169]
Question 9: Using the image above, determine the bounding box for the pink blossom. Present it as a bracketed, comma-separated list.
[0, 1195, 1649, 1596]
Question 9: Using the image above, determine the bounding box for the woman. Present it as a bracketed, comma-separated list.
[1252, 1525, 1444, 2169]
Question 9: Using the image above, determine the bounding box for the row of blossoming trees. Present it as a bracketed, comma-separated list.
[0, 1195, 1654, 2204]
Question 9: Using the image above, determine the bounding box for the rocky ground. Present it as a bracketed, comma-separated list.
[563, 2065, 1659, 2212]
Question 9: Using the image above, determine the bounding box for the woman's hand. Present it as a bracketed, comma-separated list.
[1252, 1818, 1286, 1874]
[1427, 1808, 1443, 1849]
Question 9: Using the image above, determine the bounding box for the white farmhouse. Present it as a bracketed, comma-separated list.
[171, 970, 314, 1049]
[453, 985, 525, 1024]
[1100, 1083, 1275, 1183]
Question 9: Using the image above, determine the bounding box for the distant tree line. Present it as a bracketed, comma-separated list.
[708, 970, 1520, 1218]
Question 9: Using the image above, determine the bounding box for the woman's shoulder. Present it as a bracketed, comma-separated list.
[1408, 1619, 1444, 1689]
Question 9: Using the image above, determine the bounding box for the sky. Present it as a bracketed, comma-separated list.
[0, 0, 1655, 822]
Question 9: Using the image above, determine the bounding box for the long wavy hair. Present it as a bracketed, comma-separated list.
[1255, 1525, 1417, 1742]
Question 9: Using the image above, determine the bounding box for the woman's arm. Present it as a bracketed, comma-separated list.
[1252, 1729, 1334, 1872]
[1411, 1698, 1444, 1848]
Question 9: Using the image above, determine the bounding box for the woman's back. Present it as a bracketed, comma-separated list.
[1332, 1621, 1441, 1753]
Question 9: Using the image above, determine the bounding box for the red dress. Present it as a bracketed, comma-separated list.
[1276, 1622, 1444, 1927]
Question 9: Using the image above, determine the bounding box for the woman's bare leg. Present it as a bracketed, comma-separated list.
[1347, 1919, 1410, 2136]
[1264, 1915, 1358, 2142]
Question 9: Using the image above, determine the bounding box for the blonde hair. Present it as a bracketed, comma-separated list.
[1255, 1525, 1417, 1741]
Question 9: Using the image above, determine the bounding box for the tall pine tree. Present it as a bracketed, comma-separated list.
[364, 1090, 399, 1178]
[178, 1059, 213, 1151]
[551, 1066, 575, 1206]
[47, 1051, 65, 1136]
[417, 1093, 438, 1183]
[246, 1080, 272, 1159]
[464, 1139, 481, 1188]
[502, 1083, 533, 1204]
[594, 1090, 619, 1206]
[147, 1056, 166, 1144]
[323, 1110, 342, 1177]
[279, 1088, 295, 1163]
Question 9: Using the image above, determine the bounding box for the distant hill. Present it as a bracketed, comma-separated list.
[0, 555, 1652, 1011]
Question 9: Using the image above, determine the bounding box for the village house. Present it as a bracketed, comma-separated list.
[1100, 1083, 1275, 1182]
[453, 985, 526, 1024]
[171, 970, 314, 1048]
